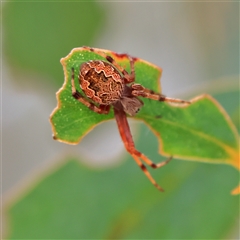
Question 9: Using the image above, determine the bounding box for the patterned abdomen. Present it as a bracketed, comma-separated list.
[79, 60, 124, 105]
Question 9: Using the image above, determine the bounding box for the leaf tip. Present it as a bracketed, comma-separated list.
[60, 57, 65, 65]
[231, 184, 240, 195]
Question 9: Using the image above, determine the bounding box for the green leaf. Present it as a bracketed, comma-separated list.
[3, 1, 105, 86]
[50, 47, 239, 170]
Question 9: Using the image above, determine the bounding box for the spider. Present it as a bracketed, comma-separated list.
[71, 46, 190, 192]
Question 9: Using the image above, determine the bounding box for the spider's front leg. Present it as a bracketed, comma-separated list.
[114, 107, 172, 192]
[71, 68, 110, 114]
[131, 83, 191, 104]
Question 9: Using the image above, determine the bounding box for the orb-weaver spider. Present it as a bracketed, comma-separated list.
[71, 46, 190, 191]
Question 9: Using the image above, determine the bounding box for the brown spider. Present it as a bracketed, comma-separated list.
[71, 46, 190, 192]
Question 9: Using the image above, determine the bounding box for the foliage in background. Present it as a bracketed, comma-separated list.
[3, 1, 105, 86]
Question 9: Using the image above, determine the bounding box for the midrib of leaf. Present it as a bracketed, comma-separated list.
[140, 115, 238, 167]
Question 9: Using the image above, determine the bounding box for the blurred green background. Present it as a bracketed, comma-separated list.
[2, 1, 239, 239]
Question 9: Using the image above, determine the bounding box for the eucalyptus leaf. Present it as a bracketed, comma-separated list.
[50, 47, 239, 170]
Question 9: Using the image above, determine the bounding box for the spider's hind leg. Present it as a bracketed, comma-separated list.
[114, 107, 171, 192]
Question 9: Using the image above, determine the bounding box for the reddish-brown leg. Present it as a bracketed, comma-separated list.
[82, 46, 135, 83]
[71, 68, 110, 114]
[131, 83, 191, 104]
[114, 107, 171, 192]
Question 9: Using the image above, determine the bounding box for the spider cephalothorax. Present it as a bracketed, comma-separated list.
[71, 46, 190, 191]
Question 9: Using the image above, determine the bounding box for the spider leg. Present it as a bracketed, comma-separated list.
[82, 46, 135, 83]
[71, 68, 110, 114]
[131, 84, 191, 104]
[114, 107, 171, 192]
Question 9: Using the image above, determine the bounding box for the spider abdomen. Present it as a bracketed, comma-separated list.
[79, 60, 124, 105]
